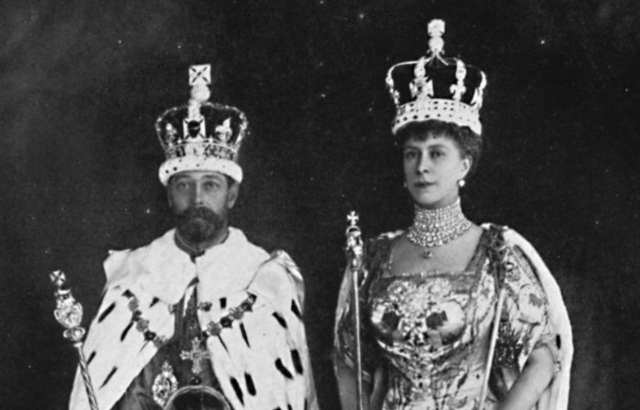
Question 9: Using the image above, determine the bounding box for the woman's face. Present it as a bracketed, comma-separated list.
[403, 133, 470, 209]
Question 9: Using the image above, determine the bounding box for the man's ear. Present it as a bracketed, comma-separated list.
[227, 182, 240, 209]
[166, 177, 174, 207]
[166, 184, 174, 208]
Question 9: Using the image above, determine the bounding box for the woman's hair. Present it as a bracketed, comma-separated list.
[395, 120, 484, 178]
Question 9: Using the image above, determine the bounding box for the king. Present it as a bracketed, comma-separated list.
[68, 64, 318, 410]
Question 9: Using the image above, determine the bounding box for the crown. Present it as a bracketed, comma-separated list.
[156, 64, 248, 185]
[386, 20, 487, 135]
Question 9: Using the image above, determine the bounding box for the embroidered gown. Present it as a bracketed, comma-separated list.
[334, 227, 561, 410]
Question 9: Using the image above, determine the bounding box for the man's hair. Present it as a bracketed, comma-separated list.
[167, 174, 238, 188]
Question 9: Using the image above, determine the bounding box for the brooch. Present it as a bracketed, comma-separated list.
[152, 361, 179, 408]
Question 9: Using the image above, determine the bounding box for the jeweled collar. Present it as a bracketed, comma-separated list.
[406, 198, 472, 248]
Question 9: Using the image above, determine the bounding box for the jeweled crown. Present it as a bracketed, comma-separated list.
[386, 20, 487, 135]
[156, 64, 248, 185]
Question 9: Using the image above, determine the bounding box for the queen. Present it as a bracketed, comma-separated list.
[334, 20, 573, 410]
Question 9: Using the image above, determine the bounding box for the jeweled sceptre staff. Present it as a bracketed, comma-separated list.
[50, 270, 100, 410]
[345, 211, 365, 410]
[478, 228, 511, 409]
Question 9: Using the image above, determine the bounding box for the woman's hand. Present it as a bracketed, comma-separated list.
[496, 346, 556, 410]
[334, 356, 387, 410]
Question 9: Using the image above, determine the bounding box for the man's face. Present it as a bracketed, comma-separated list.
[167, 171, 239, 244]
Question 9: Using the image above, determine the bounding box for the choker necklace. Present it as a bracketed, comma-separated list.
[406, 199, 472, 259]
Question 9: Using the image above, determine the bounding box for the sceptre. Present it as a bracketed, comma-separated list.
[50, 270, 100, 410]
[345, 211, 365, 410]
[478, 228, 511, 409]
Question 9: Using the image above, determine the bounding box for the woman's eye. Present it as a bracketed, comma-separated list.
[430, 150, 443, 159]
[203, 182, 219, 190]
[404, 151, 417, 159]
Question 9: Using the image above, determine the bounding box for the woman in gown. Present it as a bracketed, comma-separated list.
[333, 20, 573, 410]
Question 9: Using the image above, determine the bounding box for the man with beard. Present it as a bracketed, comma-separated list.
[68, 65, 318, 410]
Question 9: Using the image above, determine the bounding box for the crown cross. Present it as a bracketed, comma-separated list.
[450, 60, 467, 101]
[189, 65, 211, 86]
[50, 270, 66, 288]
[450, 82, 466, 101]
[412, 77, 434, 101]
[215, 118, 233, 143]
[188, 64, 212, 121]
[427, 20, 446, 59]
[180, 337, 211, 374]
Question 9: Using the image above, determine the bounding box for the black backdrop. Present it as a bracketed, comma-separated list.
[1, 1, 639, 409]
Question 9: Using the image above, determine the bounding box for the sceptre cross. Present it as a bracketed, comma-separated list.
[347, 211, 359, 227]
[343, 212, 365, 410]
[180, 337, 211, 374]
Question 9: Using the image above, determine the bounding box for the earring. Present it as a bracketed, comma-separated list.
[458, 179, 466, 188]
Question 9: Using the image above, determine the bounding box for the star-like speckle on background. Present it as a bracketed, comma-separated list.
[1, 1, 640, 410]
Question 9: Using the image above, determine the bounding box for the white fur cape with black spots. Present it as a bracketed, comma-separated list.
[69, 228, 319, 410]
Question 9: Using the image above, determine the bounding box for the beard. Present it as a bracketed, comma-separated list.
[175, 207, 226, 244]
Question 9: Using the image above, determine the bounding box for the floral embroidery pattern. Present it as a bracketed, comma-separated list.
[335, 229, 557, 410]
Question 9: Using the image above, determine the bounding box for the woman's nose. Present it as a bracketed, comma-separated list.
[417, 154, 430, 174]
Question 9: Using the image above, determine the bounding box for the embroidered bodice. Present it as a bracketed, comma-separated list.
[334, 227, 559, 410]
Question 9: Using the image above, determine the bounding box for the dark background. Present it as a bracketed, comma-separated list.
[1, 0, 639, 409]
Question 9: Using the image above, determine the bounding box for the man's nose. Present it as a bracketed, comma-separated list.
[193, 185, 205, 205]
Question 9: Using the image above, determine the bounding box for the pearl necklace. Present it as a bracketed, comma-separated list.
[406, 199, 471, 256]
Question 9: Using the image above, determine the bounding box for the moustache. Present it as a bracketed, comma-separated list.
[177, 207, 219, 221]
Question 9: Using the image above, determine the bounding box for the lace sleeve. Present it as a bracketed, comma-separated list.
[495, 245, 561, 373]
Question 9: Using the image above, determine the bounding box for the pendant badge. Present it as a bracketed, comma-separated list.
[152, 361, 179, 408]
